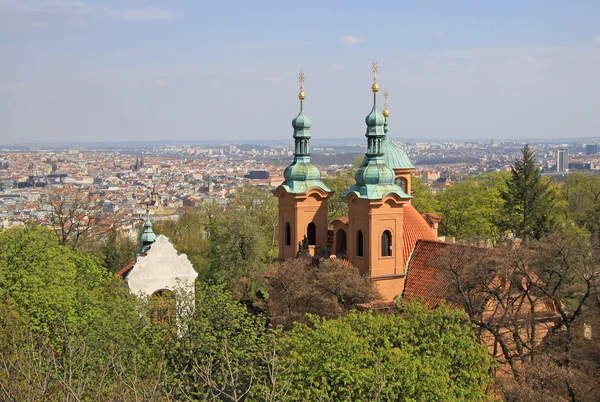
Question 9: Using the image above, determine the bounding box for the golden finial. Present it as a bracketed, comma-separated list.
[371, 59, 379, 93]
[298, 70, 306, 100]
[383, 89, 389, 118]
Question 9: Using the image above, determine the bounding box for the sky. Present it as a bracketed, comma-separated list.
[0, 0, 599, 144]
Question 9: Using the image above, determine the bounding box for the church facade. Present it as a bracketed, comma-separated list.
[274, 64, 439, 302]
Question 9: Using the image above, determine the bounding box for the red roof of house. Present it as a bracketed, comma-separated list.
[402, 240, 474, 308]
[402, 204, 438, 267]
[115, 260, 135, 277]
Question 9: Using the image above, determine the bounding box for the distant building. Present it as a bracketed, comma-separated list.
[557, 149, 569, 173]
[422, 171, 440, 182]
[586, 144, 598, 155]
[569, 162, 595, 171]
[247, 170, 270, 180]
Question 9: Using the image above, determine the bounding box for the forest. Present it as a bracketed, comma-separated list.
[1, 145, 600, 401]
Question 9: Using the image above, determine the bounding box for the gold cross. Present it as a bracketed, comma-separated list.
[371, 59, 379, 82]
[298, 70, 305, 90]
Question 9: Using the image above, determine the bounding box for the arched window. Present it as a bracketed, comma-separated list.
[356, 230, 364, 257]
[395, 177, 408, 194]
[149, 289, 176, 328]
[382, 230, 392, 257]
[335, 229, 347, 255]
[284, 222, 291, 246]
[307, 222, 316, 246]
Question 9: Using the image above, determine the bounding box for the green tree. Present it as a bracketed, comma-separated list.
[229, 184, 279, 258]
[436, 173, 506, 243]
[278, 301, 493, 401]
[166, 284, 270, 402]
[267, 258, 378, 327]
[0, 225, 170, 401]
[411, 174, 437, 213]
[561, 172, 600, 235]
[98, 226, 138, 273]
[153, 208, 211, 276]
[206, 204, 269, 301]
[322, 158, 361, 222]
[501, 145, 558, 240]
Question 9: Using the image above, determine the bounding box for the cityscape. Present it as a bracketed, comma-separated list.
[2, 1, 600, 400]
[1, 138, 599, 233]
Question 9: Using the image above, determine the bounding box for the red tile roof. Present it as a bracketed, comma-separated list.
[402, 204, 438, 267]
[402, 240, 477, 308]
[115, 260, 135, 277]
[332, 217, 349, 225]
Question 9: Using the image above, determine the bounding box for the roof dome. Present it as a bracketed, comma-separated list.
[355, 158, 394, 186]
[292, 111, 312, 138]
[380, 139, 414, 170]
[140, 218, 156, 245]
[284, 157, 322, 182]
[362, 120, 414, 170]
[365, 105, 385, 140]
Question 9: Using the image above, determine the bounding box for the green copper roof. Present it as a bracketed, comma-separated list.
[292, 110, 312, 139]
[343, 93, 411, 200]
[279, 101, 331, 195]
[361, 120, 414, 170]
[140, 216, 156, 245]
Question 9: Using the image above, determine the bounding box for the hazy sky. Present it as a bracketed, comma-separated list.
[1, 0, 599, 144]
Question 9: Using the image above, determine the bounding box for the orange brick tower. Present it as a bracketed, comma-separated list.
[273, 71, 333, 260]
[339, 61, 413, 301]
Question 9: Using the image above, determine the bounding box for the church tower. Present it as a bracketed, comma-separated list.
[274, 72, 333, 260]
[139, 208, 157, 253]
[340, 61, 412, 301]
[381, 90, 415, 197]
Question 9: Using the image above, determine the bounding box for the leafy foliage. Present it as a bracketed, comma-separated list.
[98, 226, 138, 273]
[502, 145, 558, 240]
[411, 174, 437, 213]
[561, 172, 600, 236]
[436, 172, 507, 243]
[321, 157, 361, 222]
[166, 284, 268, 401]
[0, 226, 170, 401]
[153, 184, 278, 301]
[278, 301, 493, 401]
[267, 258, 378, 327]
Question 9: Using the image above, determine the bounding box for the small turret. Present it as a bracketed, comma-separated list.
[139, 208, 156, 251]
[343, 61, 410, 200]
[279, 71, 331, 194]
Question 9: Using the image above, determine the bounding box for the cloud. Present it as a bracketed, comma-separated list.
[433, 31, 443, 37]
[101, 7, 175, 21]
[154, 79, 168, 87]
[13, 82, 33, 89]
[1, 0, 176, 27]
[340, 35, 365, 44]
[232, 40, 310, 50]
[593, 36, 600, 43]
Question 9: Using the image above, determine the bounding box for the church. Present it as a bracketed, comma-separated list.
[116, 211, 198, 322]
[274, 62, 441, 302]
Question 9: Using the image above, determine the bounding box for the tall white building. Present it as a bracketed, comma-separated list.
[557, 148, 569, 173]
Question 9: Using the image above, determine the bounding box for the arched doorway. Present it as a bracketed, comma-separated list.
[307, 222, 316, 246]
[284, 222, 291, 246]
[356, 230, 364, 257]
[149, 289, 176, 327]
[335, 229, 347, 255]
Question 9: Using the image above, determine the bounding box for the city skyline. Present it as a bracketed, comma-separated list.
[1, 0, 600, 144]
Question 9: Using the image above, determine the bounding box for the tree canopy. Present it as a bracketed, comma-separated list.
[501, 145, 558, 240]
